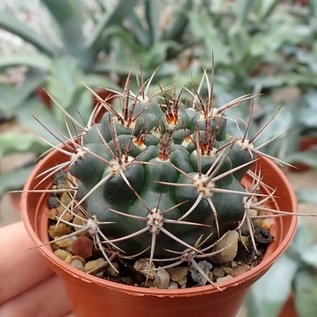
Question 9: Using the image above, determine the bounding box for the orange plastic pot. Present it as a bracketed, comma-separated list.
[289, 136, 317, 172]
[278, 293, 298, 317]
[21, 150, 297, 317]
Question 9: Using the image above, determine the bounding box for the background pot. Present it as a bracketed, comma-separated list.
[21, 150, 297, 317]
[278, 293, 298, 317]
[36, 87, 113, 122]
[289, 136, 317, 173]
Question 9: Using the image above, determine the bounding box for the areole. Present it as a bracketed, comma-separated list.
[21, 148, 297, 317]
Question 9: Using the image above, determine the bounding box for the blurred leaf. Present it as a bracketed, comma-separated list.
[287, 221, 316, 257]
[293, 46, 317, 73]
[250, 73, 317, 88]
[163, 0, 192, 41]
[88, 0, 140, 56]
[127, 11, 149, 48]
[83, 74, 120, 91]
[300, 246, 317, 268]
[296, 189, 317, 205]
[294, 270, 317, 317]
[258, 0, 279, 21]
[0, 53, 51, 70]
[145, 0, 161, 46]
[0, 71, 46, 116]
[253, 106, 294, 146]
[0, 11, 57, 56]
[67, 89, 92, 125]
[47, 57, 84, 109]
[0, 132, 46, 157]
[228, 30, 250, 63]
[0, 166, 34, 197]
[250, 24, 312, 57]
[91, 24, 145, 75]
[286, 149, 317, 167]
[232, 0, 254, 28]
[246, 255, 299, 317]
[15, 98, 59, 143]
[139, 41, 182, 69]
[40, 0, 89, 67]
[188, 11, 229, 64]
[309, 0, 317, 19]
[297, 90, 317, 127]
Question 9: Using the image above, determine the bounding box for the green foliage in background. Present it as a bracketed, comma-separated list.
[247, 220, 317, 317]
[1, 0, 317, 191]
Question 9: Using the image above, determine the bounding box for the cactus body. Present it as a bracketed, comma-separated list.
[69, 87, 254, 259]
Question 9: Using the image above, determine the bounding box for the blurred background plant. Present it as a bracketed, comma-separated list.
[1, 0, 317, 315]
[2, 0, 317, 196]
[0, 0, 195, 194]
[247, 217, 317, 317]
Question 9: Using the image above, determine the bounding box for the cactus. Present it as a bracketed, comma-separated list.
[36, 69, 289, 287]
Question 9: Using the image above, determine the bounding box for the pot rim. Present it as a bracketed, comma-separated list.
[21, 149, 297, 298]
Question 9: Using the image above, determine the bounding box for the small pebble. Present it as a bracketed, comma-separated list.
[54, 249, 72, 261]
[216, 275, 233, 283]
[167, 267, 188, 284]
[73, 212, 87, 227]
[48, 196, 60, 209]
[57, 183, 69, 191]
[259, 218, 274, 230]
[144, 279, 154, 288]
[239, 235, 250, 248]
[105, 262, 120, 278]
[55, 236, 76, 249]
[85, 258, 107, 274]
[254, 226, 274, 244]
[51, 185, 58, 196]
[189, 260, 213, 286]
[231, 265, 250, 277]
[168, 281, 179, 289]
[153, 268, 170, 289]
[235, 248, 256, 265]
[134, 258, 156, 279]
[117, 276, 135, 286]
[212, 267, 225, 278]
[59, 192, 72, 208]
[65, 255, 85, 271]
[247, 208, 258, 218]
[47, 208, 58, 220]
[214, 230, 239, 263]
[240, 222, 249, 235]
[46, 208, 72, 222]
[95, 271, 105, 278]
[53, 170, 67, 185]
[222, 267, 233, 275]
[71, 236, 93, 259]
[48, 223, 72, 239]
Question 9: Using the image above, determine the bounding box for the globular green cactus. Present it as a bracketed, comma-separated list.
[39, 70, 285, 284]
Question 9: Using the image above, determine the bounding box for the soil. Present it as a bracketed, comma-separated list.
[46, 171, 274, 290]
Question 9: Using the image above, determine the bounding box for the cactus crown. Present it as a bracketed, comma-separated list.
[37, 69, 287, 288]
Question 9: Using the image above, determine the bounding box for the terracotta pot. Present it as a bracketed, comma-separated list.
[36, 87, 52, 108]
[290, 136, 317, 173]
[9, 192, 21, 212]
[36, 87, 113, 122]
[278, 293, 297, 317]
[21, 150, 297, 317]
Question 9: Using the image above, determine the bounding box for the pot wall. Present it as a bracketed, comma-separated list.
[21, 150, 297, 317]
